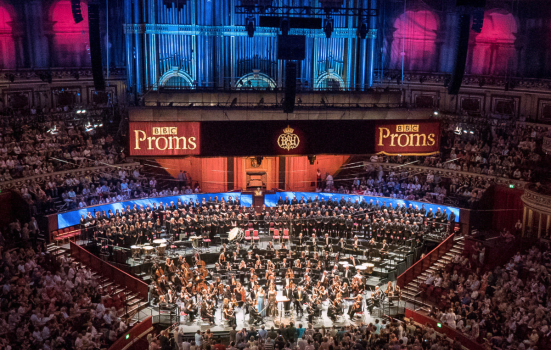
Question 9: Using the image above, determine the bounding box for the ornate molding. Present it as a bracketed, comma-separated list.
[378, 162, 529, 190]
[522, 187, 551, 215]
[0, 163, 141, 191]
[0, 68, 126, 84]
[379, 70, 551, 91]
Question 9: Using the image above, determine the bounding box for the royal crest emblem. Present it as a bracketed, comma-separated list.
[277, 125, 300, 151]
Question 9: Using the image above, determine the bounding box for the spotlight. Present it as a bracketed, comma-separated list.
[323, 18, 334, 38]
[246, 16, 256, 38]
[469, 130, 474, 134]
[463, 130, 467, 133]
[454, 127, 462, 135]
[308, 155, 317, 165]
[433, 111, 439, 116]
[76, 110, 82, 114]
[256, 156, 263, 166]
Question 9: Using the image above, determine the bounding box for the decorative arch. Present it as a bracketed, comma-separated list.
[0, 2, 15, 69]
[390, 9, 439, 71]
[469, 10, 517, 75]
[50, 0, 90, 67]
[158, 68, 194, 88]
[235, 70, 276, 89]
[314, 69, 345, 90]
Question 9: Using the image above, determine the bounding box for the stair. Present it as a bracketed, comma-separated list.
[57, 250, 149, 319]
[401, 236, 465, 309]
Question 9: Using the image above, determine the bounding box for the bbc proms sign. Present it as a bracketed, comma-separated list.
[129, 122, 200, 156]
[128, 120, 440, 157]
[375, 121, 440, 156]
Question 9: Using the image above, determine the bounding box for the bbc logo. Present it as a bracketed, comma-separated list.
[153, 127, 177, 136]
[396, 125, 419, 133]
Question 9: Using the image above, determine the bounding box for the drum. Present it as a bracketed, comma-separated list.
[143, 246, 155, 257]
[228, 227, 244, 242]
[190, 236, 199, 248]
[130, 245, 141, 256]
[157, 244, 167, 256]
[152, 239, 167, 246]
[364, 263, 375, 274]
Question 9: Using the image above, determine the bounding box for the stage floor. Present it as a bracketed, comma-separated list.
[151, 287, 405, 334]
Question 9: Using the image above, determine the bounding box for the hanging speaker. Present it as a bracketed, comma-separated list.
[71, 0, 84, 24]
[283, 62, 297, 114]
[88, 3, 105, 91]
[447, 14, 471, 95]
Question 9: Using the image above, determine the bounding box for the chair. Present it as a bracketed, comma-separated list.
[282, 229, 290, 241]
[269, 222, 275, 235]
[273, 229, 281, 243]
[252, 230, 260, 242]
[244, 230, 252, 242]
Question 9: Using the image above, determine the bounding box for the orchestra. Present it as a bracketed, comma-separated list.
[83, 195, 447, 327]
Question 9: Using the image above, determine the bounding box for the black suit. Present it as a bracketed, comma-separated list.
[283, 288, 293, 312]
[293, 290, 305, 315]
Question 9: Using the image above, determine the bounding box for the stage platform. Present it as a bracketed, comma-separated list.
[83, 235, 419, 284]
[147, 288, 406, 335]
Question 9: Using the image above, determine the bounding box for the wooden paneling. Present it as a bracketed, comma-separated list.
[285, 155, 348, 191]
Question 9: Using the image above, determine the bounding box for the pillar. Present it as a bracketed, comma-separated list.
[528, 209, 533, 236]
[124, 0, 134, 93]
[366, 0, 377, 88]
[133, 0, 144, 95]
[538, 212, 543, 238]
[522, 206, 527, 236]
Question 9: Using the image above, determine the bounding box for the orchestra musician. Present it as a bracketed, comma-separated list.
[80, 195, 437, 329]
[222, 298, 237, 327]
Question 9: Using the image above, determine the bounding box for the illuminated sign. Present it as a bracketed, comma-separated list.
[374, 121, 440, 156]
[277, 125, 300, 151]
[129, 122, 200, 156]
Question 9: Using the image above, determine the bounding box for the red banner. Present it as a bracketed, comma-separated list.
[374, 121, 440, 156]
[129, 122, 201, 156]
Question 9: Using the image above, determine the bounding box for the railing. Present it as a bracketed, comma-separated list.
[108, 316, 153, 350]
[378, 163, 530, 190]
[70, 242, 149, 299]
[396, 232, 456, 288]
[404, 309, 485, 350]
[0, 162, 141, 191]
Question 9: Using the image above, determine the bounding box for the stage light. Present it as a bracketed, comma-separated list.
[246, 16, 256, 38]
[433, 111, 439, 116]
[256, 156, 263, 166]
[463, 130, 467, 133]
[454, 127, 462, 135]
[437, 323, 442, 328]
[323, 18, 334, 38]
[469, 130, 474, 134]
[308, 155, 317, 165]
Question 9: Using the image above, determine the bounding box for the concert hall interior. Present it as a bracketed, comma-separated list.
[2, 0, 551, 350]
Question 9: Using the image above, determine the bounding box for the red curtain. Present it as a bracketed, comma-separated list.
[492, 186, 524, 232]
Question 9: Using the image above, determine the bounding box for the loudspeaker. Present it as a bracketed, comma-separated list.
[283, 62, 297, 114]
[71, 0, 84, 24]
[277, 35, 306, 60]
[88, 3, 105, 91]
[447, 14, 470, 95]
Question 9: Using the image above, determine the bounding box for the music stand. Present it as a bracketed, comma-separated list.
[276, 295, 290, 326]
